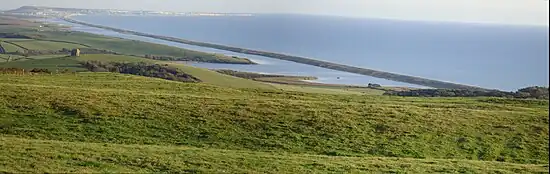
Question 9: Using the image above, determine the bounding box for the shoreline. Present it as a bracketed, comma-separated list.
[62, 16, 488, 90]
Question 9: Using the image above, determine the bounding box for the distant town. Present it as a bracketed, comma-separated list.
[2, 6, 253, 18]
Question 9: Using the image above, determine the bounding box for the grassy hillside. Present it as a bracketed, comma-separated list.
[21, 30, 254, 64]
[0, 56, 84, 71]
[0, 53, 381, 94]
[0, 41, 25, 52]
[0, 73, 547, 173]
[0, 54, 275, 89]
[4, 39, 86, 50]
[2, 136, 546, 173]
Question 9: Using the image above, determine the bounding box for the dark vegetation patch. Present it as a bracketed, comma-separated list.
[80, 61, 201, 83]
[0, 33, 32, 39]
[384, 87, 549, 100]
[0, 67, 71, 74]
[144, 54, 255, 64]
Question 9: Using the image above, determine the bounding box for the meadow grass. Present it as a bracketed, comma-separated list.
[78, 54, 275, 89]
[0, 41, 25, 52]
[0, 55, 24, 62]
[0, 54, 275, 89]
[1, 136, 547, 173]
[6, 39, 85, 50]
[0, 73, 547, 171]
[271, 83, 367, 95]
[0, 56, 85, 71]
[20, 30, 252, 64]
[0, 53, 384, 94]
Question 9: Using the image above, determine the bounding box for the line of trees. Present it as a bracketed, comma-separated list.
[143, 54, 254, 64]
[80, 61, 201, 83]
[0, 33, 31, 39]
[383, 86, 549, 99]
[0, 67, 68, 74]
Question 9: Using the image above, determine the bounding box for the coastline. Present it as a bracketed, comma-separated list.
[62, 16, 488, 90]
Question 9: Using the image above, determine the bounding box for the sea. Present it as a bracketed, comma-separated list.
[50, 14, 549, 91]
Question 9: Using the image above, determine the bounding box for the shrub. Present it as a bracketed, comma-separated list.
[80, 61, 201, 83]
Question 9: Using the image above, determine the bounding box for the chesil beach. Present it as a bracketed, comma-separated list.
[67, 14, 549, 91]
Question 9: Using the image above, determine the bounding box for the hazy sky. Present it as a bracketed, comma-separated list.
[2, 0, 549, 26]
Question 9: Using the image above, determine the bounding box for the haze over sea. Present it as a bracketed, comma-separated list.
[72, 14, 549, 91]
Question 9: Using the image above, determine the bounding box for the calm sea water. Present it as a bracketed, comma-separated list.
[49, 18, 420, 88]
[69, 15, 548, 90]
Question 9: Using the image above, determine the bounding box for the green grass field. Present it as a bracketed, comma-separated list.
[271, 83, 368, 95]
[20, 30, 253, 64]
[2, 54, 376, 92]
[0, 54, 275, 89]
[5, 39, 85, 50]
[0, 73, 548, 173]
[0, 55, 23, 62]
[0, 41, 25, 52]
[0, 56, 85, 71]
[2, 136, 547, 173]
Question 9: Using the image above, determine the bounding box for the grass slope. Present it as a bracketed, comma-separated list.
[0, 56, 84, 71]
[0, 54, 274, 89]
[22, 30, 252, 64]
[1, 136, 546, 173]
[6, 39, 85, 50]
[0, 53, 381, 94]
[271, 83, 367, 95]
[0, 73, 547, 172]
[0, 41, 25, 52]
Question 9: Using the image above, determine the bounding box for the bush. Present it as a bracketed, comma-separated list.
[80, 61, 201, 83]
[29, 68, 50, 73]
[384, 87, 548, 100]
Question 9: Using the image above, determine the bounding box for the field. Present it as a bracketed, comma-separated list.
[21, 31, 254, 64]
[0, 73, 548, 173]
[2, 137, 547, 173]
[0, 16, 253, 64]
[3, 39, 86, 50]
[0, 56, 85, 71]
[0, 41, 25, 52]
[0, 54, 277, 89]
[1, 53, 386, 93]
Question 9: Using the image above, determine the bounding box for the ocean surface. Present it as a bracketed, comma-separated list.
[66, 15, 548, 90]
[48, 18, 419, 88]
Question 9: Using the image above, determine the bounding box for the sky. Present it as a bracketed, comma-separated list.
[2, 0, 549, 26]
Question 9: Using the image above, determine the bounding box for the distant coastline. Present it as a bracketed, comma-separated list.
[62, 16, 488, 90]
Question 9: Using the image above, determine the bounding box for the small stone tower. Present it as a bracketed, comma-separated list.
[70, 48, 80, 57]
